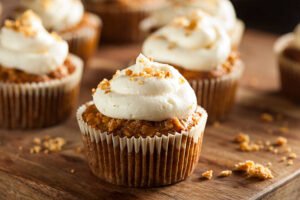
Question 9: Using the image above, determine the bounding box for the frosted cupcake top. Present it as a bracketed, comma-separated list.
[0, 10, 68, 75]
[20, 0, 84, 31]
[141, 0, 237, 33]
[142, 11, 231, 71]
[92, 54, 197, 121]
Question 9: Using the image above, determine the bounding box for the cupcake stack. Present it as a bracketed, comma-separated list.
[1, 0, 298, 190]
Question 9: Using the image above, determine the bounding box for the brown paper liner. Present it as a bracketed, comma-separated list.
[60, 13, 102, 63]
[0, 55, 83, 129]
[84, 3, 160, 43]
[77, 102, 207, 187]
[188, 61, 244, 123]
[275, 34, 300, 102]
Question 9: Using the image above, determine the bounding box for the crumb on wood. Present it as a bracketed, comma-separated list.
[201, 170, 213, 180]
[260, 113, 274, 123]
[234, 160, 273, 180]
[218, 170, 232, 177]
[275, 137, 287, 146]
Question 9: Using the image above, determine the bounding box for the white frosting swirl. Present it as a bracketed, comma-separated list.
[0, 10, 68, 75]
[93, 54, 197, 121]
[21, 0, 84, 31]
[293, 24, 300, 49]
[141, 0, 237, 33]
[142, 11, 231, 71]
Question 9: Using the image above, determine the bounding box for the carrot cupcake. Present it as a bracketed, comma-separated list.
[143, 11, 244, 123]
[83, 0, 166, 43]
[20, 0, 101, 63]
[274, 24, 300, 102]
[77, 54, 207, 187]
[140, 0, 245, 49]
[0, 11, 83, 129]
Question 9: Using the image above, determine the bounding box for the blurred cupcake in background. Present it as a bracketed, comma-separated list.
[82, 0, 166, 43]
[274, 24, 300, 103]
[0, 11, 83, 129]
[143, 11, 244, 123]
[140, 0, 245, 49]
[19, 0, 102, 63]
[77, 54, 207, 187]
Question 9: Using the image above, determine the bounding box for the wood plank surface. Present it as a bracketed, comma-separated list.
[1, 1, 300, 200]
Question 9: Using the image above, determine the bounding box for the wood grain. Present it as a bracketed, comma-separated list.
[1, 2, 300, 200]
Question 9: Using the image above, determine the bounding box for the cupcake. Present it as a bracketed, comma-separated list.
[82, 0, 166, 43]
[274, 24, 300, 102]
[77, 54, 207, 187]
[142, 11, 244, 123]
[140, 0, 245, 49]
[20, 0, 102, 63]
[0, 11, 83, 129]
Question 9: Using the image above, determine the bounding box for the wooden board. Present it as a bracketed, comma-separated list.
[1, 2, 300, 199]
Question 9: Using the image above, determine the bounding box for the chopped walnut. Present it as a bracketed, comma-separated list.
[218, 170, 232, 177]
[234, 160, 273, 180]
[201, 170, 213, 180]
[275, 137, 287, 146]
[260, 113, 274, 123]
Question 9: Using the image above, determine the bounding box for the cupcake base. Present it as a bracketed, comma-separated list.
[60, 13, 102, 63]
[83, 3, 160, 43]
[274, 34, 300, 102]
[77, 102, 207, 187]
[0, 55, 83, 129]
[189, 61, 244, 123]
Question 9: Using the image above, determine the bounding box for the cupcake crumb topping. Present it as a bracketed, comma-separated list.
[4, 10, 39, 37]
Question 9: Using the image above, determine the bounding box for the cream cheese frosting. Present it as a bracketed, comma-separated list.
[0, 10, 68, 75]
[93, 54, 197, 121]
[141, 0, 237, 33]
[142, 11, 231, 71]
[20, 0, 84, 31]
[293, 24, 300, 49]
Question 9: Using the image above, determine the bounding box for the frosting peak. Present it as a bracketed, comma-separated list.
[21, 0, 84, 31]
[93, 54, 198, 121]
[0, 10, 69, 75]
[142, 10, 231, 71]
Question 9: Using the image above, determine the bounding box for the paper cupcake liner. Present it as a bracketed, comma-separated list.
[0, 55, 83, 129]
[77, 102, 207, 187]
[189, 62, 244, 123]
[231, 19, 245, 49]
[60, 13, 102, 63]
[84, 4, 157, 43]
[275, 34, 300, 102]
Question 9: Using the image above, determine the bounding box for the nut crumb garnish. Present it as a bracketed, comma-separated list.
[218, 170, 232, 177]
[260, 113, 274, 123]
[275, 137, 287, 146]
[29, 136, 66, 154]
[201, 170, 213, 180]
[234, 160, 273, 180]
